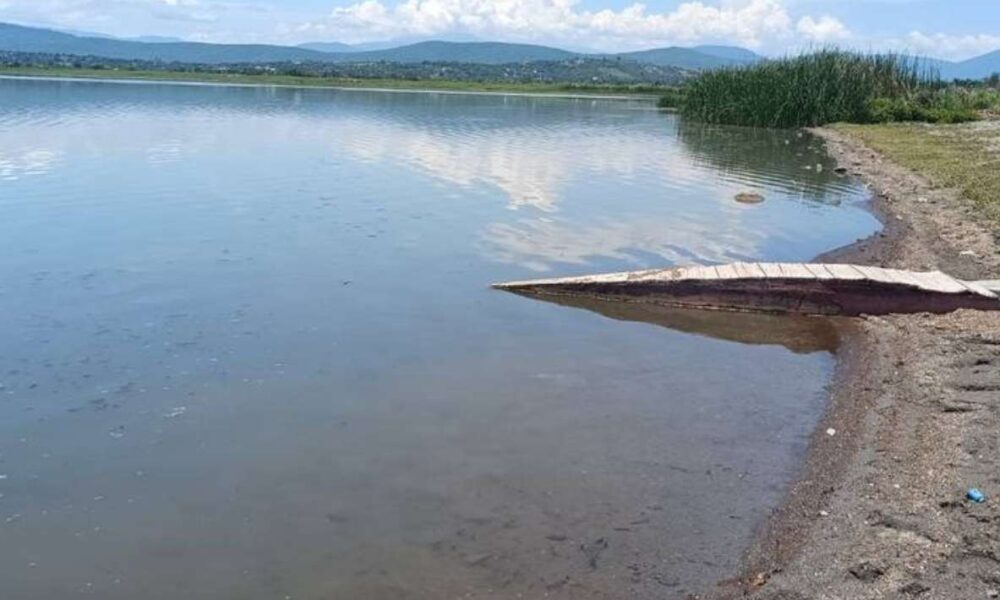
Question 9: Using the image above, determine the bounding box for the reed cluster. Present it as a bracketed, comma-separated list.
[677, 51, 988, 128]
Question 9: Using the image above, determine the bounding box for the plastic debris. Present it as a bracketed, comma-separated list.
[826, 428, 837, 437]
[967, 488, 986, 504]
[164, 407, 187, 418]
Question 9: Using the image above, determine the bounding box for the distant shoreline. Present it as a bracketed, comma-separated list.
[0, 68, 665, 101]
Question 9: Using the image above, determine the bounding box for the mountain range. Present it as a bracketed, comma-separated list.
[1, 22, 999, 79]
[0, 22, 760, 71]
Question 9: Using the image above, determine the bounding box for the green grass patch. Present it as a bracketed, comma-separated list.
[675, 51, 999, 128]
[835, 122, 1000, 223]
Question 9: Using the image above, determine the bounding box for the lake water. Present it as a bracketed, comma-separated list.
[0, 77, 879, 600]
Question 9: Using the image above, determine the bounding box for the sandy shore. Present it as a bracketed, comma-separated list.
[702, 126, 1000, 600]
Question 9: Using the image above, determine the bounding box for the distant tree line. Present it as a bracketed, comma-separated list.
[0, 51, 690, 86]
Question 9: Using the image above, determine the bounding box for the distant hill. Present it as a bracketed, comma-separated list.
[130, 35, 185, 44]
[10, 21, 995, 80]
[617, 46, 756, 70]
[0, 22, 754, 72]
[327, 41, 578, 64]
[0, 22, 331, 63]
[945, 50, 1000, 80]
[693, 45, 760, 63]
[298, 41, 357, 53]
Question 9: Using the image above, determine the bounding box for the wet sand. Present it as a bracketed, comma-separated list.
[706, 127, 1000, 599]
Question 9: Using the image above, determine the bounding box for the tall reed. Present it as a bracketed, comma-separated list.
[680, 51, 943, 128]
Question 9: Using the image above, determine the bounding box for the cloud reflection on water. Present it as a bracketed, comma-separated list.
[0, 149, 60, 180]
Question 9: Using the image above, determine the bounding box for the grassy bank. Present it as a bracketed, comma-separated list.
[835, 121, 1000, 223]
[672, 51, 1000, 128]
[0, 66, 666, 97]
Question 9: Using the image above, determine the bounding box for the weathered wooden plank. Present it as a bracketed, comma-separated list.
[902, 270, 966, 294]
[824, 264, 867, 280]
[492, 262, 1000, 315]
[960, 279, 999, 298]
[977, 280, 1000, 294]
[715, 264, 742, 280]
[677, 265, 719, 281]
[629, 268, 674, 282]
[854, 266, 898, 285]
[758, 263, 784, 278]
[731, 262, 762, 279]
[777, 263, 817, 279]
[884, 269, 926, 289]
[805, 264, 836, 279]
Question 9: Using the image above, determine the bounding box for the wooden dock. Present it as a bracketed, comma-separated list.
[494, 263, 1000, 316]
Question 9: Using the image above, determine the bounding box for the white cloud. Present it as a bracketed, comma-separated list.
[796, 15, 850, 43]
[1, 0, 998, 59]
[306, 0, 796, 50]
[902, 31, 1000, 60]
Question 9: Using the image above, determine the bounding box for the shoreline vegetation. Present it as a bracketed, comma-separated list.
[835, 122, 1000, 223]
[662, 50, 1000, 127]
[0, 66, 671, 97]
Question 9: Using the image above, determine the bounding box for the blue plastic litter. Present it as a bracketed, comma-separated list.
[967, 488, 986, 504]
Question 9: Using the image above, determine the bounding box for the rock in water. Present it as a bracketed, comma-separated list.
[735, 192, 765, 204]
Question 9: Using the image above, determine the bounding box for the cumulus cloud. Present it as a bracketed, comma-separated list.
[796, 15, 850, 43]
[305, 0, 796, 49]
[0, 0, 235, 34]
[902, 31, 1000, 60]
[2, 0, 999, 60]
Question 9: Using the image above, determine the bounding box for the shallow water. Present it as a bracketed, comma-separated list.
[0, 77, 879, 599]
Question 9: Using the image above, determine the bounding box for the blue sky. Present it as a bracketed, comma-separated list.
[1, 0, 998, 59]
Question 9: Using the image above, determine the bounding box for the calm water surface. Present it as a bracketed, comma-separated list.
[0, 78, 879, 599]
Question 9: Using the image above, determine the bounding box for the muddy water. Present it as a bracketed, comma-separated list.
[0, 77, 879, 599]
